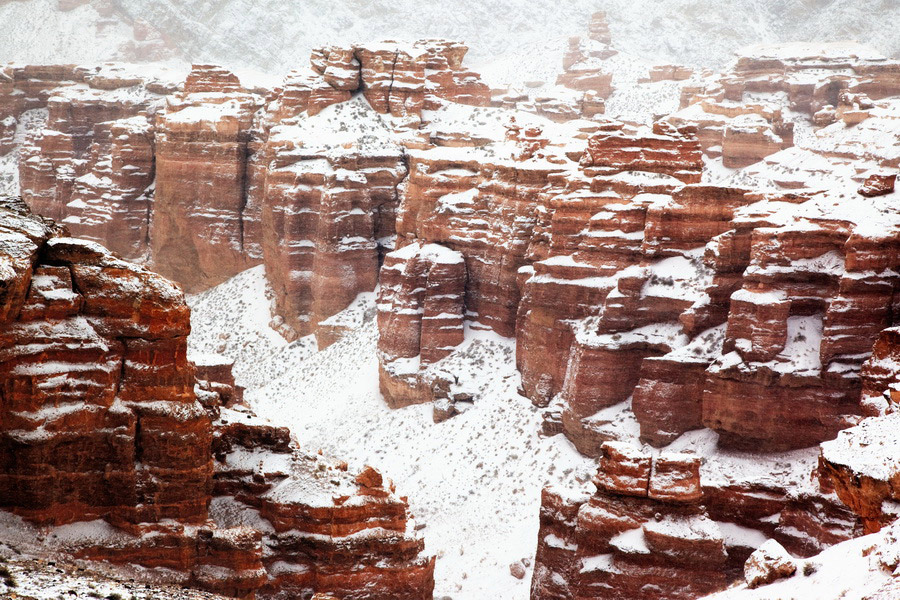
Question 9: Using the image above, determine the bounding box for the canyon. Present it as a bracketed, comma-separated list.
[1, 8, 900, 600]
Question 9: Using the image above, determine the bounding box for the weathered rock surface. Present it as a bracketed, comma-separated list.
[556, 12, 615, 97]
[15, 64, 179, 260]
[9, 40, 489, 334]
[377, 241, 466, 407]
[743, 539, 796, 588]
[532, 440, 861, 600]
[817, 325, 900, 534]
[255, 97, 407, 341]
[151, 64, 265, 290]
[0, 197, 434, 599]
[531, 442, 832, 600]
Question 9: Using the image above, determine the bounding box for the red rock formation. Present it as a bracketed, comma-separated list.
[685, 42, 900, 118]
[0, 197, 434, 599]
[859, 173, 896, 197]
[208, 408, 435, 599]
[12, 64, 179, 260]
[0, 197, 209, 529]
[516, 124, 711, 450]
[194, 354, 244, 409]
[557, 12, 616, 96]
[667, 98, 794, 167]
[517, 160, 900, 454]
[649, 65, 694, 83]
[6, 44, 491, 338]
[152, 64, 265, 291]
[720, 114, 794, 168]
[819, 411, 900, 534]
[0, 67, 18, 154]
[64, 115, 156, 260]
[532, 441, 861, 600]
[19, 70, 168, 223]
[531, 443, 739, 600]
[580, 121, 703, 184]
[395, 120, 581, 340]
[255, 95, 408, 341]
[819, 325, 900, 533]
[377, 241, 466, 407]
[352, 40, 491, 118]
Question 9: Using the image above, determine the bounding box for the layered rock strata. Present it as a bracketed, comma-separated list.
[0, 197, 434, 599]
[557, 12, 615, 97]
[817, 325, 900, 533]
[518, 122, 900, 454]
[531, 441, 860, 600]
[376, 240, 466, 407]
[667, 99, 794, 167]
[254, 96, 408, 341]
[15, 64, 180, 260]
[9, 39, 490, 326]
[151, 64, 265, 290]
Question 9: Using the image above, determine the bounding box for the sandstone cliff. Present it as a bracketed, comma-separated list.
[0, 196, 434, 599]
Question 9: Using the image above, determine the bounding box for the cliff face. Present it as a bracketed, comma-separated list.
[254, 95, 408, 341]
[6, 25, 900, 600]
[0, 196, 207, 528]
[13, 64, 180, 261]
[151, 65, 265, 290]
[9, 40, 490, 343]
[0, 197, 434, 599]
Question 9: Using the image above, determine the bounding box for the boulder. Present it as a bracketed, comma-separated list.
[744, 540, 797, 588]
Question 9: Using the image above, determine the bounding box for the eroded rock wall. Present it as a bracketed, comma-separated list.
[0, 197, 434, 599]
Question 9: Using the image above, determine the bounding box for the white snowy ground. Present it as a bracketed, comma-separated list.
[188, 266, 597, 600]
[0, 553, 229, 600]
[702, 520, 900, 599]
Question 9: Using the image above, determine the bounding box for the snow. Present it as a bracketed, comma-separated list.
[188, 266, 596, 599]
[0, 109, 47, 198]
[821, 412, 900, 482]
[643, 514, 723, 543]
[0, 511, 228, 599]
[3, 0, 900, 89]
[610, 526, 650, 555]
[268, 95, 403, 157]
[702, 522, 900, 600]
[0, 550, 229, 600]
[737, 41, 887, 63]
[642, 252, 713, 303]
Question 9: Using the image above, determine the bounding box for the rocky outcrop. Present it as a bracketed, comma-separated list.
[531, 441, 859, 600]
[10, 40, 489, 323]
[532, 441, 863, 599]
[15, 64, 179, 260]
[0, 196, 209, 529]
[492, 87, 607, 123]
[676, 42, 900, 120]
[668, 95, 794, 168]
[0, 197, 434, 599]
[377, 241, 466, 407]
[151, 64, 265, 290]
[516, 125, 900, 454]
[255, 96, 408, 341]
[556, 12, 615, 97]
[352, 40, 491, 118]
[743, 540, 797, 588]
[816, 324, 900, 534]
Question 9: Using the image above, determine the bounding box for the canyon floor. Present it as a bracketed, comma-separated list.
[187, 266, 597, 599]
